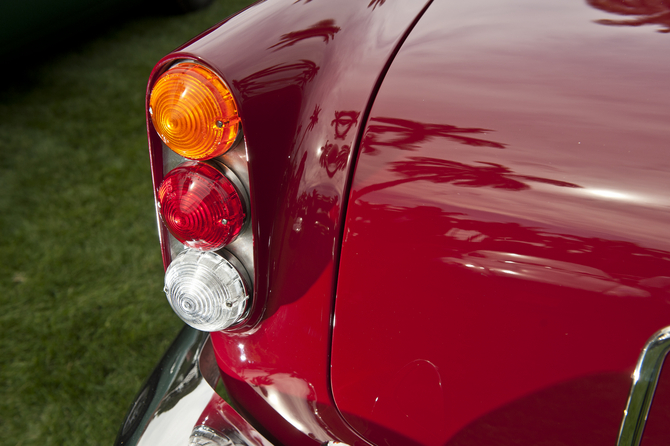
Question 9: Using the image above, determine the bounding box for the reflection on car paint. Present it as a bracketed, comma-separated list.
[319, 142, 350, 178]
[368, 0, 387, 10]
[587, 0, 670, 32]
[331, 111, 360, 140]
[269, 19, 341, 51]
[232, 60, 320, 100]
[254, 373, 335, 442]
[361, 117, 506, 154]
[444, 250, 651, 297]
[353, 156, 582, 199]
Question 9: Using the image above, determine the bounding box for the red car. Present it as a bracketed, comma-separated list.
[116, 0, 670, 445]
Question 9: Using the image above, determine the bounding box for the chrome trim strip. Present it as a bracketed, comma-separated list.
[115, 326, 210, 446]
[115, 326, 270, 446]
[617, 326, 670, 446]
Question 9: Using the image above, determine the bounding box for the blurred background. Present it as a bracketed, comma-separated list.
[0, 1, 254, 444]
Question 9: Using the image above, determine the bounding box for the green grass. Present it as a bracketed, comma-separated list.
[0, 1, 254, 445]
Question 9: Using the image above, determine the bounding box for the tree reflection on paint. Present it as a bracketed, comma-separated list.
[351, 200, 670, 296]
[269, 19, 341, 50]
[361, 117, 506, 155]
[331, 110, 360, 140]
[355, 156, 581, 198]
[307, 104, 322, 132]
[587, 0, 670, 32]
[319, 141, 350, 177]
[233, 60, 319, 100]
[317, 110, 360, 177]
[368, 0, 387, 9]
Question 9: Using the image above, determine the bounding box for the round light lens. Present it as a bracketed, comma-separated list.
[158, 162, 245, 251]
[149, 62, 239, 160]
[165, 250, 250, 332]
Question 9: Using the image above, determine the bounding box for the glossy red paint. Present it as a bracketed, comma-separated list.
[146, 0, 431, 444]
[195, 392, 273, 446]
[332, 0, 670, 445]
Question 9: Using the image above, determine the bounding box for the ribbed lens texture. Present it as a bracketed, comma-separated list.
[165, 250, 249, 331]
[158, 162, 245, 251]
[149, 62, 239, 160]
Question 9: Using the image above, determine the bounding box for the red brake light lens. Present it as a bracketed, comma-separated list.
[158, 162, 245, 251]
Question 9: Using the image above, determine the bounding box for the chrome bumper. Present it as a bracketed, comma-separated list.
[115, 326, 272, 446]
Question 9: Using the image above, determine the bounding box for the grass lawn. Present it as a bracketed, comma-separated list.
[0, 1, 255, 445]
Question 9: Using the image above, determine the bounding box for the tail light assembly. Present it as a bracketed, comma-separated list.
[147, 61, 253, 331]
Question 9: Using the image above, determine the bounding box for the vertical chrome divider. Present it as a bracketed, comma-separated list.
[618, 326, 670, 446]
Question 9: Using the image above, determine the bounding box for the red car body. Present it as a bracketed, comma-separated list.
[117, 0, 670, 445]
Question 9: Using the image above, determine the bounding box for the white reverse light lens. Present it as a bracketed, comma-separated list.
[164, 250, 250, 331]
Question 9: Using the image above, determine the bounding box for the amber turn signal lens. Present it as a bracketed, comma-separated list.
[150, 62, 240, 160]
